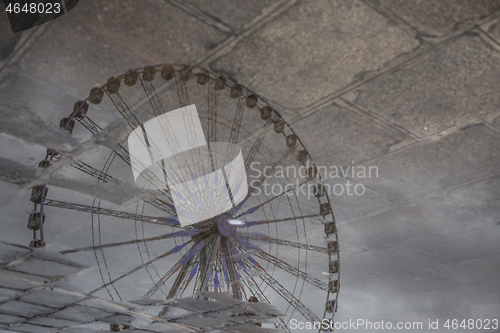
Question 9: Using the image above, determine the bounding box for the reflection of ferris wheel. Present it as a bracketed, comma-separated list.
[44, 64, 339, 331]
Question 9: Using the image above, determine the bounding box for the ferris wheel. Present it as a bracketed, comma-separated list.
[36, 64, 340, 332]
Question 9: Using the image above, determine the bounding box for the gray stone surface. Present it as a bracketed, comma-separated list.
[0, 242, 30, 265]
[437, 255, 500, 285]
[211, 0, 419, 111]
[0, 158, 37, 185]
[293, 101, 409, 167]
[184, 0, 275, 31]
[176, 314, 228, 328]
[0, 271, 36, 291]
[49, 305, 112, 323]
[145, 321, 195, 332]
[494, 114, 500, 126]
[0, 288, 20, 303]
[18, 0, 228, 96]
[487, 18, 500, 39]
[19, 288, 84, 308]
[407, 225, 500, 263]
[352, 35, 500, 138]
[0, 301, 51, 317]
[0, 74, 92, 150]
[379, 0, 500, 37]
[355, 124, 500, 200]
[447, 175, 500, 223]
[27, 316, 79, 329]
[174, 298, 231, 313]
[339, 197, 478, 250]
[5, 324, 52, 333]
[9, 258, 81, 278]
[324, 178, 393, 222]
[344, 243, 446, 277]
[0, 313, 24, 325]
[0, 16, 20, 65]
[361, 273, 458, 296]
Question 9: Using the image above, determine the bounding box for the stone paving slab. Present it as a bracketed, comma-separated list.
[0, 243, 30, 266]
[360, 272, 459, 296]
[0, 314, 25, 325]
[485, 16, 500, 41]
[18, 0, 228, 96]
[437, 255, 500, 286]
[343, 243, 446, 277]
[19, 288, 84, 308]
[26, 316, 79, 329]
[177, 314, 229, 329]
[339, 197, 478, 250]
[494, 114, 500, 126]
[293, 101, 409, 168]
[352, 35, 500, 139]
[183, 0, 275, 31]
[0, 272, 38, 291]
[406, 224, 500, 263]
[31, 251, 83, 269]
[324, 178, 393, 223]
[0, 16, 21, 67]
[211, 0, 419, 111]
[352, 124, 500, 200]
[447, 175, 500, 223]
[49, 305, 113, 323]
[377, 0, 500, 37]
[0, 301, 51, 318]
[337, 262, 378, 284]
[0, 288, 20, 303]
[0, 72, 118, 149]
[4, 324, 52, 333]
[144, 321, 192, 332]
[418, 285, 500, 320]
[8, 258, 80, 279]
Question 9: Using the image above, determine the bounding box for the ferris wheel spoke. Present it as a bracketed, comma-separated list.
[233, 236, 261, 252]
[228, 97, 246, 146]
[244, 119, 272, 169]
[221, 238, 241, 299]
[106, 91, 142, 129]
[181, 235, 213, 267]
[255, 251, 328, 291]
[142, 239, 202, 299]
[199, 235, 221, 293]
[167, 257, 195, 299]
[207, 80, 217, 146]
[43, 199, 179, 226]
[240, 232, 328, 253]
[233, 263, 292, 333]
[140, 75, 165, 116]
[174, 72, 190, 107]
[89, 240, 190, 295]
[182, 262, 200, 293]
[70, 160, 120, 183]
[242, 255, 321, 323]
[145, 198, 178, 218]
[235, 213, 325, 229]
[107, 139, 132, 167]
[155, 236, 212, 299]
[60, 228, 205, 254]
[77, 115, 103, 135]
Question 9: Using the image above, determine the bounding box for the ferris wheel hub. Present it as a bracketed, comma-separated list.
[216, 213, 236, 237]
